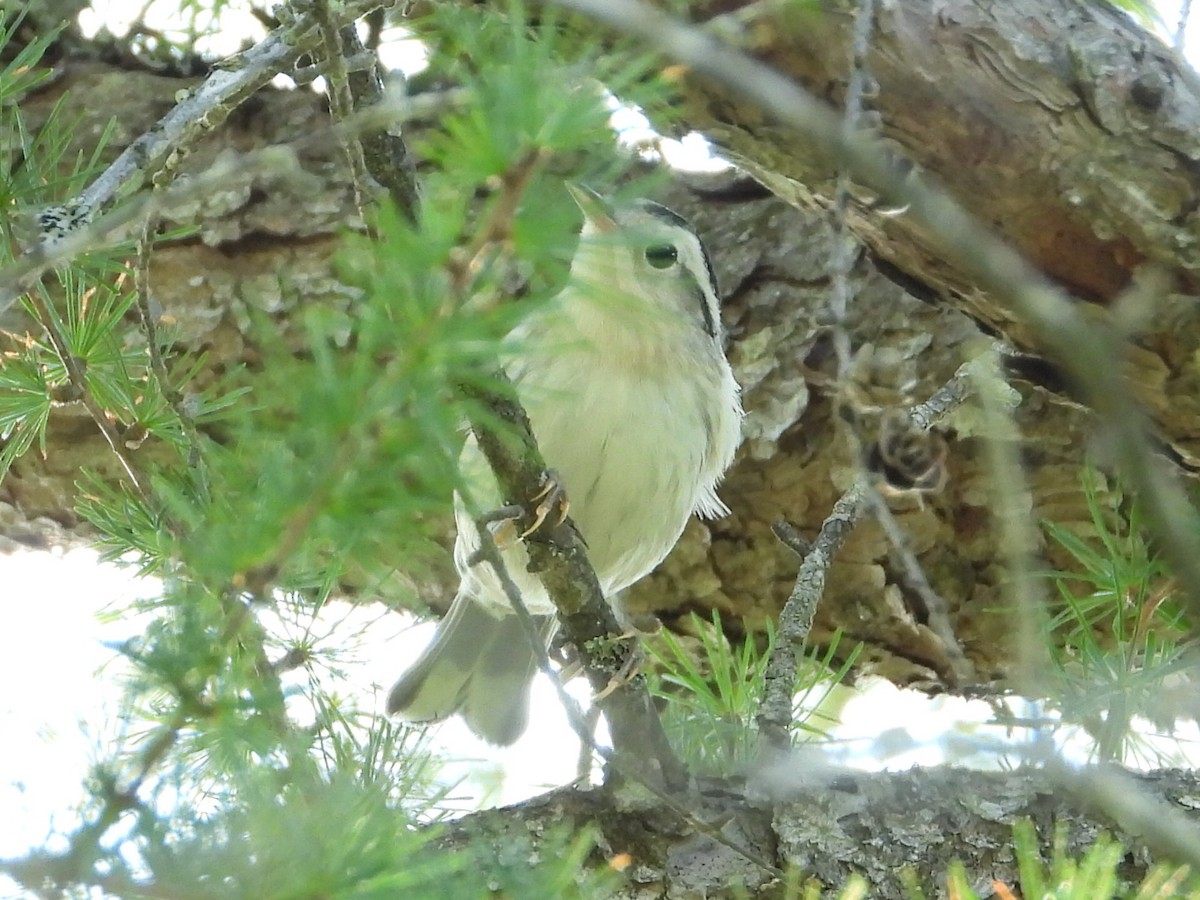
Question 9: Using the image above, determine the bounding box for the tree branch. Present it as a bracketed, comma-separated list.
[431, 765, 1200, 896]
[0, 89, 459, 313]
[1, 0, 398, 316]
[460, 373, 689, 791]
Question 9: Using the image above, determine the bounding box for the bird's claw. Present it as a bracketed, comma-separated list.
[519, 470, 569, 539]
[481, 473, 569, 550]
[591, 630, 643, 702]
[482, 503, 526, 551]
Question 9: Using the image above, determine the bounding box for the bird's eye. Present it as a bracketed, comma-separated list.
[644, 244, 678, 269]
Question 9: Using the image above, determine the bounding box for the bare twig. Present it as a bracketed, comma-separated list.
[770, 520, 812, 560]
[757, 359, 979, 751]
[758, 479, 866, 752]
[338, 23, 421, 220]
[818, 0, 974, 685]
[312, 0, 374, 221]
[971, 351, 1052, 699]
[576, 706, 602, 784]
[444, 147, 550, 301]
[827, 0, 877, 381]
[134, 218, 170, 401]
[1177, 0, 1193, 51]
[0, 89, 462, 310]
[134, 158, 209, 483]
[908, 364, 974, 429]
[871, 373, 976, 666]
[864, 493, 974, 685]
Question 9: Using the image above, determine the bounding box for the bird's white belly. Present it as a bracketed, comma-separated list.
[528, 364, 707, 595]
[454, 356, 713, 617]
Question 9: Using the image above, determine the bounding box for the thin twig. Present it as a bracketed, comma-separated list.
[0, 89, 463, 311]
[576, 706, 602, 784]
[469, 513, 587, 728]
[771, 520, 812, 560]
[444, 146, 550, 303]
[758, 480, 866, 752]
[827, 0, 877, 381]
[313, 0, 373, 221]
[756, 359, 979, 752]
[1176, 0, 1193, 50]
[908, 363, 974, 429]
[868, 365, 977, 686]
[134, 163, 209, 483]
[824, 0, 970, 689]
[826, 0, 973, 684]
[971, 351, 1052, 700]
[278, 6, 419, 215]
[134, 218, 171, 401]
[864, 493, 974, 685]
[339, 22, 421, 220]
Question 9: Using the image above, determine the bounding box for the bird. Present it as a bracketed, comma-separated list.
[386, 185, 743, 745]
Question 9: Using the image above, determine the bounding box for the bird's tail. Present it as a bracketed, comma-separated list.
[387, 592, 555, 746]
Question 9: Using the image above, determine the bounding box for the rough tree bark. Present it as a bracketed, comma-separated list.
[5, 0, 1200, 893]
[439, 767, 1200, 897]
[673, 0, 1200, 467]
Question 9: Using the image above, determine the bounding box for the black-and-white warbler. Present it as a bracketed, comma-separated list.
[387, 186, 743, 745]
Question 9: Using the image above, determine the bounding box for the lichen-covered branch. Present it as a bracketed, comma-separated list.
[460, 373, 689, 791]
[434, 766, 1200, 897]
[1, 0, 398, 316]
[757, 359, 978, 751]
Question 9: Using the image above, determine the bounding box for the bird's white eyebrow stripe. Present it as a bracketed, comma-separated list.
[690, 280, 717, 337]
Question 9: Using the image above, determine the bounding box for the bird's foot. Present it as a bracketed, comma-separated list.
[592, 629, 644, 702]
[478, 503, 525, 551]
[520, 469, 570, 539]
[477, 469, 569, 551]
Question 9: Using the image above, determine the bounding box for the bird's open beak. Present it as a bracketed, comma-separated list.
[567, 184, 618, 232]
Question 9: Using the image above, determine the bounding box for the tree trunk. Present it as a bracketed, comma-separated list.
[673, 0, 1200, 470]
[438, 766, 1200, 897]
